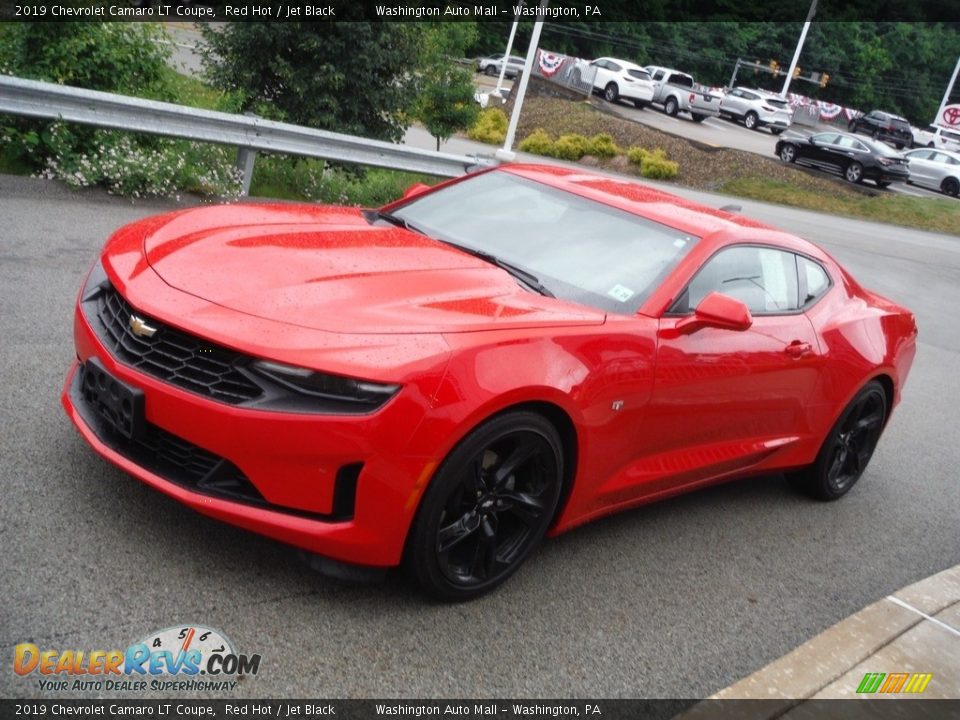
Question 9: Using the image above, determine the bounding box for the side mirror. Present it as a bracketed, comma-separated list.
[808, 137, 818, 145]
[675, 292, 753, 333]
[402, 182, 431, 200]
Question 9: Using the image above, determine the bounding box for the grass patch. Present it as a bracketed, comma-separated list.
[160, 67, 230, 111]
[722, 178, 960, 235]
[250, 155, 439, 206]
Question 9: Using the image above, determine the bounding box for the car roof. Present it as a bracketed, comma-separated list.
[597, 56, 645, 71]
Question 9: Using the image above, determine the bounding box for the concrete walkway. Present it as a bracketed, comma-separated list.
[678, 565, 960, 716]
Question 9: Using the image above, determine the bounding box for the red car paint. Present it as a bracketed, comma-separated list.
[62, 164, 917, 569]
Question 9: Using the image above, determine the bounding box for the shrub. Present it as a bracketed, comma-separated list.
[550, 133, 589, 160]
[518, 129, 554, 155]
[586, 133, 620, 159]
[627, 146, 679, 180]
[467, 108, 509, 145]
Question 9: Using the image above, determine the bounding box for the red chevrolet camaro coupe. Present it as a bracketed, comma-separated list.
[63, 164, 917, 600]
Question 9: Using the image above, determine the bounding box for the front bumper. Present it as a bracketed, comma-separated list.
[63, 305, 439, 568]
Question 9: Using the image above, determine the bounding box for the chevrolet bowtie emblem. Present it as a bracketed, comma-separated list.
[129, 314, 158, 338]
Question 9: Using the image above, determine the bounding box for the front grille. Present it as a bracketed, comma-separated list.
[92, 285, 263, 405]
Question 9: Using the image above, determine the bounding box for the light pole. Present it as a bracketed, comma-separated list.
[495, 3, 524, 96]
[497, 1, 548, 161]
[935, 56, 960, 125]
[781, 0, 818, 98]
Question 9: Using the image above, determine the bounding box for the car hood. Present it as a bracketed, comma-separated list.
[142, 204, 604, 335]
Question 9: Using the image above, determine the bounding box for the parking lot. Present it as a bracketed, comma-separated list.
[2, 172, 958, 699]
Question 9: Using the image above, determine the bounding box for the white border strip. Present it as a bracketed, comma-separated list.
[886, 595, 960, 638]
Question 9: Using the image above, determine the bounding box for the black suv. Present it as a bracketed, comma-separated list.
[848, 110, 912, 149]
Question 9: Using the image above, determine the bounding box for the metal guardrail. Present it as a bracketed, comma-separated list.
[0, 75, 494, 194]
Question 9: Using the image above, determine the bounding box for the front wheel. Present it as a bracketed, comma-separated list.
[406, 411, 565, 601]
[845, 161, 864, 183]
[771, 128, 785, 135]
[788, 381, 887, 500]
[485, 65, 497, 77]
[779, 144, 797, 163]
[744, 111, 759, 130]
[603, 83, 619, 103]
[664, 97, 679, 116]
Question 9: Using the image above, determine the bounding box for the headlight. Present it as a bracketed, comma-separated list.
[252, 360, 400, 408]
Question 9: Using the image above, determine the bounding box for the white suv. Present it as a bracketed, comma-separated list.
[911, 124, 960, 151]
[719, 87, 793, 134]
[585, 57, 656, 107]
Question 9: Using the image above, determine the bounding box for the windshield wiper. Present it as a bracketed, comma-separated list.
[444, 242, 555, 298]
[364, 209, 426, 235]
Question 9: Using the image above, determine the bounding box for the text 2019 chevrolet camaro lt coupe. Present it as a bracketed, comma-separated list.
[63, 165, 917, 600]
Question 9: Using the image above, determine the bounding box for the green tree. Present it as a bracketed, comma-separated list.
[201, 23, 423, 143]
[416, 23, 480, 150]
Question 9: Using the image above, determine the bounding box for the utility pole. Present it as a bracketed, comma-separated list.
[497, 1, 548, 161]
[935, 56, 960, 125]
[495, 2, 524, 96]
[781, 0, 818, 98]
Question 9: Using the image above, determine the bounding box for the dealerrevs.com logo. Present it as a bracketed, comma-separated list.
[14, 625, 261, 693]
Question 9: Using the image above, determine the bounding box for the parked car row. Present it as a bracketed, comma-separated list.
[774, 129, 960, 196]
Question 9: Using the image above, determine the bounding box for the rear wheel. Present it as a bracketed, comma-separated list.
[407, 411, 565, 601]
[779, 144, 797, 163]
[632, 99, 648, 109]
[664, 97, 679, 117]
[788, 381, 887, 500]
[604, 83, 619, 103]
[848, 120, 858, 132]
[844, 161, 864, 183]
[941, 177, 960, 196]
[876, 180, 891, 188]
[691, 113, 707, 123]
[744, 111, 759, 130]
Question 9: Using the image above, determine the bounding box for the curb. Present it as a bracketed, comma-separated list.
[679, 565, 960, 716]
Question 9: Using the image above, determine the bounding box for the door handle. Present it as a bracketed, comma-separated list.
[785, 340, 813, 358]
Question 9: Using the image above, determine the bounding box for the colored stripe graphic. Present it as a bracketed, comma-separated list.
[857, 672, 932, 694]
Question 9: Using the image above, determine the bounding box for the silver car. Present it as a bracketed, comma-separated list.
[903, 148, 960, 197]
[720, 87, 793, 134]
[477, 54, 525, 79]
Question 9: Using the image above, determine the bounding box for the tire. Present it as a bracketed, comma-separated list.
[941, 177, 960, 197]
[771, 128, 785, 135]
[788, 381, 887, 501]
[876, 180, 891, 188]
[744, 111, 759, 130]
[848, 120, 858, 132]
[603, 82, 619, 103]
[691, 113, 707, 123]
[844, 161, 864, 183]
[779, 144, 797, 163]
[895, 143, 905, 150]
[485, 65, 497, 77]
[632, 99, 648, 109]
[664, 97, 679, 117]
[871, 130, 880, 141]
[406, 411, 565, 601]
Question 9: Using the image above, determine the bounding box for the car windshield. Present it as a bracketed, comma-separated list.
[389, 171, 699, 314]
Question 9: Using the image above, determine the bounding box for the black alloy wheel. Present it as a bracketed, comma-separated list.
[407, 412, 564, 601]
[942, 177, 960, 197]
[789, 380, 887, 500]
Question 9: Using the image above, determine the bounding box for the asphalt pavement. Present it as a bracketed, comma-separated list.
[1, 164, 958, 700]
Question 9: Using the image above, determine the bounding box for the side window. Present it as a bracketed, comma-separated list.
[798, 256, 831, 306]
[673, 246, 800, 315]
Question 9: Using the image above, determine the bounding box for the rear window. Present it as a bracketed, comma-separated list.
[891, 118, 910, 130]
[767, 98, 788, 108]
[668, 74, 693, 87]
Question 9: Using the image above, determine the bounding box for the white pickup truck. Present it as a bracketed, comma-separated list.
[644, 65, 722, 122]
